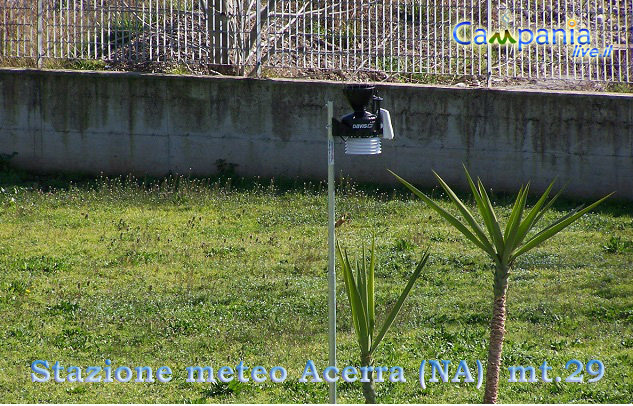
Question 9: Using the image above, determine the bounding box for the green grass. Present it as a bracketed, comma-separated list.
[0, 171, 632, 403]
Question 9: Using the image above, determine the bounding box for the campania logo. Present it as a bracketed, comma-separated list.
[452, 19, 614, 58]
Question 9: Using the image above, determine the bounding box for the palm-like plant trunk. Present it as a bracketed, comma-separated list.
[391, 169, 611, 404]
[483, 281, 508, 403]
[361, 353, 376, 404]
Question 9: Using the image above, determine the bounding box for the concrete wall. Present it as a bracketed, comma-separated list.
[1, 68, 632, 199]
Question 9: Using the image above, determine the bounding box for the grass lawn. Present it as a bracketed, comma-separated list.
[0, 171, 632, 403]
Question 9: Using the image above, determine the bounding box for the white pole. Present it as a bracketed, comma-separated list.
[326, 100, 337, 404]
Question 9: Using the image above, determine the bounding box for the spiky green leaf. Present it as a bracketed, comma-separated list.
[432, 170, 495, 255]
[503, 184, 527, 240]
[477, 179, 505, 256]
[511, 180, 557, 253]
[337, 244, 370, 352]
[463, 168, 499, 258]
[501, 185, 529, 263]
[368, 235, 376, 337]
[512, 193, 613, 258]
[389, 170, 495, 256]
[529, 182, 567, 230]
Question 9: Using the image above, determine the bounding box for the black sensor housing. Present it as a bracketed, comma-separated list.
[332, 84, 383, 138]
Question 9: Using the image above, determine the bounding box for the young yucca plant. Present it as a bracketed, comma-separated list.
[337, 237, 430, 403]
[390, 167, 611, 404]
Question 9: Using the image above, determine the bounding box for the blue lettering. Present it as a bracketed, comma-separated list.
[31, 360, 50, 383]
[374, 366, 389, 383]
[323, 366, 339, 383]
[578, 29, 590, 44]
[474, 29, 487, 45]
[186, 366, 215, 383]
[536, 29, 549, 44]
[236, 361, 249, 383]
[85, 366, 102, 383]
[299, 360, 322, 383]
[269, 366, 287, 383]
[389, 366, 406, 383]
[104, 359, 113, 383]
[552, 28, 567, 44]
[115, 366, 132, 383]
[218, 366, 234, 383]
[453, 22, 472, 45]
[429, 360, 450, 383]
[342, 366, 358, 382]
[135, 366, 154, 383]
[251, 366, 267, 383]
[451, 360, 475, 383]
[519, 29, 534, 50]
[157, 366, 172, 383]
[359, 365, 374, 382]
[53, 361, 64, 383]
[66, 366, 84, 383]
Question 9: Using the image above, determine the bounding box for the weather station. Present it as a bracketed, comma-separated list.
[325, 84, 395, 403]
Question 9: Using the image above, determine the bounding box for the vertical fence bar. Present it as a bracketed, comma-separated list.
[107, 0, 111, 60]
[486, 0, 491, 85]
[164, 0, 168, 63]
[113, 0, 118, 61]
[45, 0, 49, 61]
[99, 0, 103, 60]
[65, 0, 69, 58]
[80, 0, 84, 58]
[72, 0, 76, 58]
[1, 0, 630, 84]
[190, 0, 194, 62]
[21, 0, 25, 56]
[171, 0, 180, 62]
[426, 0, 430, 73]
[372, 0, 381, 73]
[148, 0, 152, 61]
[389, 0, 393, 73]
[1, 1, 4, 58]
[171, 0, 174, 61]
[92, 0, 96, 59]
[619, 2, 633, 83]
[37, 0, 43, 66]
[304, 1, 308, 68]
[605, 0, 610, 81]
[184, 0, 188, 61]
[9, 5, 13, 57]
[256, 0, 261, 76]
[433, 0, 437, 74]
[197, 0, 201, 61]
[47, 0, 51, 59]
[496, 2, 500, 79]
[15, 1, 20, 57]
[403, 1, 407, 72]
[361, 0, 365, 72]
[446, 0, 450, 74]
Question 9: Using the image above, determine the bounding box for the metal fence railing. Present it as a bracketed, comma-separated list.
[1, 0, 631, 83]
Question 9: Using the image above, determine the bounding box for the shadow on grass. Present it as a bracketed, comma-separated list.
[0, 167, 631, 217]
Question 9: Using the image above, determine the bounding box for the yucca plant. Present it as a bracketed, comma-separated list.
[390, 167, 611, 404]
[337, 237, 430, 403]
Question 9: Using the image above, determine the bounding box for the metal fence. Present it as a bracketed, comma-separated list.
[1, 0, 631, 82]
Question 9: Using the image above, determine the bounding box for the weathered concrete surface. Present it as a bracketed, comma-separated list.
[1, 68, 632, 199]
